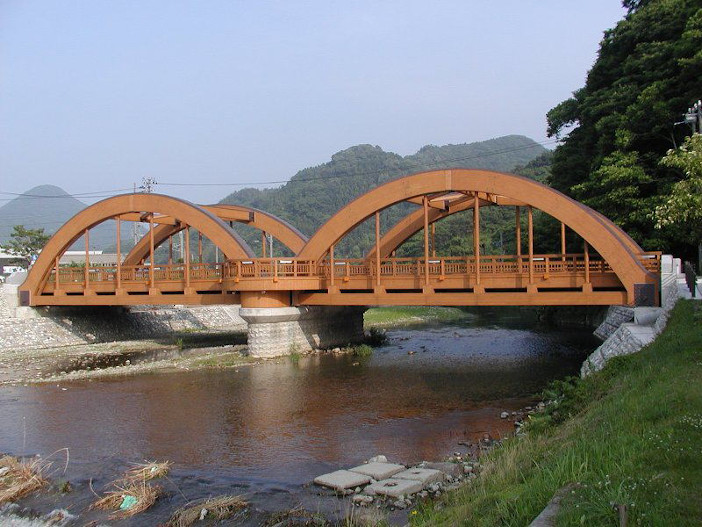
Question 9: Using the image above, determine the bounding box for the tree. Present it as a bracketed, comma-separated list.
[0, 225, 51, 269]
[654, 133, 702, 267]
[546, 0, 702, 256]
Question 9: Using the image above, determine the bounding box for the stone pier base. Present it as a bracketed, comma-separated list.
[239, 306, 366, 358]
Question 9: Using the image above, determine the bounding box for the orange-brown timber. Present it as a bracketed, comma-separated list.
[21, 170, 660, 308]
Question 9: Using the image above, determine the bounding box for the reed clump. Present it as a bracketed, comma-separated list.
[166, 495, 248, 526]
[0, 455, 48, 503]
[91, 481, 161, 519]
[90, 460, 170, 519]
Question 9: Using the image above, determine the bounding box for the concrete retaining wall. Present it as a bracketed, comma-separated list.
[0, 283, 247, 351]
[581, 255, 685, 377]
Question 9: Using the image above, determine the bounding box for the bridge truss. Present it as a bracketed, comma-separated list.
[20, 169, 661, 308]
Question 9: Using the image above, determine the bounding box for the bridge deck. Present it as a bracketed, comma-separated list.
[31, 252, 661, 307]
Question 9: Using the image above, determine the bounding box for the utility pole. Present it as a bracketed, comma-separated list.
[683, 100, 702, 133]
[676, 100, 702, 135]
[140, 176, 158, 193]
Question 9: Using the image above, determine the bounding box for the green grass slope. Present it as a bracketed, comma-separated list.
[415, 300, 702, 526]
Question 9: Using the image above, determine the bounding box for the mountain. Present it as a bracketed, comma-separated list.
[0, 185, 115, 249]
[221, 135, 548, 257]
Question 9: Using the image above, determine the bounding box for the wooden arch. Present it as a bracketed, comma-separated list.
[366, 192, 644, 260]
[122, 204, 307, 266]
[296, 169, 656, 298]
[21, 194, 255, 302]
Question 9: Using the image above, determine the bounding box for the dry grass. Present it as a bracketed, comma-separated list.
[166, 495, 248, 526]
[91, 481, 161, 519]
[0, 455, 48, 503]
[121, 460, 171, 484]
[90, 460, 169, 519]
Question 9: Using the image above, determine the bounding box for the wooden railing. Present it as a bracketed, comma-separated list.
[47, 252, 661, 288]
[51, 263, 224, 285]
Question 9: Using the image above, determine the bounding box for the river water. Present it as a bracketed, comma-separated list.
[0, 311, 597, 525]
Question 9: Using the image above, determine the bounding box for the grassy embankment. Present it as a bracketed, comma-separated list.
[364, 306, 470, 327]
[414, 300, 702, 526]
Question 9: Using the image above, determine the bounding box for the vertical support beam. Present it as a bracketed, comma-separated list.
[423, 196, 429, 286]
[474, 193, 480, 286]
[168, 235, 173, 264]
[330, 244, 335, 287]
[515, 206, 521, 272]
[198, 231, 203, 263]
[528, 206, 534, 286]
[583, 241, 591, 292]
[149, 214, 156, 291]
[54, 256, 60, 293]
[375, 211, 381, 287]
[185, 225, 191, 292]
[561, 222, 566, 262]
[116, 217, 122, 291]
[84, 229, 90, 289]
[261, 231, 267, 258]
[430, 222, 436, 258]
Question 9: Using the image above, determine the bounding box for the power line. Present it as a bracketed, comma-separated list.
[159, 138, 559, 188]
[0, 137, 557, 203]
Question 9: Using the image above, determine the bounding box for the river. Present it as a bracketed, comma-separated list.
[0, 310, 597, 525]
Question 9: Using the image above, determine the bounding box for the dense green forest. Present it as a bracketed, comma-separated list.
[220, 135, 548, 258]
[547, 0, 702, 258]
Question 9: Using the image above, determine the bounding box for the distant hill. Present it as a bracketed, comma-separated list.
[221, 135, 548, 257]
[0, 185, 115, 249]
[2, 135, 549, 257]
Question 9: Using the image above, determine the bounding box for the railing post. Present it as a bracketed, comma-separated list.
[149, 214, 155, 291]
[515, 206, 521, 272]
[528, 206, 534, 286]
[375, 212, 382, 287]
[561, 222, 566, 262]
[474, 193, 480, 286]
[84, 228, 90, 289]
[423, 196, 429, 286]
[330, 244, 335, 287]
[54, 256, 60, 293]
[185, 225, 191, 292]
[431, 222, 436, 258]
[116, 217, 122, 291]
[584, 241, 591, 291]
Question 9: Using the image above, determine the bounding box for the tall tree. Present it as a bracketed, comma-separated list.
[546, 0, 702, 257]
[0, 225, 51, 268]
[654, 133, 702, 266]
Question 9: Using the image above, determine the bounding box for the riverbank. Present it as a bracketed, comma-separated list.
[0, 307, 468, 385]
[0, 331, 253, 385]
[414, 300, 702, 526]
[363, 306, 471, 327]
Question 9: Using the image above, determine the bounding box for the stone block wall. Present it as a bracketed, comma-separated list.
[240, 306, 366, 358]
[0, 283, 247, 351]
[581, 255, 684, 376]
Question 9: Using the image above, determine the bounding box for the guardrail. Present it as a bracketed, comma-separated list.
[46, 252, 661, 288]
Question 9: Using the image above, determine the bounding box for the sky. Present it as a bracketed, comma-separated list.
[0, 1, 627, 205]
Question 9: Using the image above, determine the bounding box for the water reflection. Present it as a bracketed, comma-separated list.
[0, 321, 595, 491]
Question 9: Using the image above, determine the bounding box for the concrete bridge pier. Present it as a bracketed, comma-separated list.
[238, 291, 366, 358]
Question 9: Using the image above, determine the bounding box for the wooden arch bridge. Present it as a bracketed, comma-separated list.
[19, 169, 661, 309]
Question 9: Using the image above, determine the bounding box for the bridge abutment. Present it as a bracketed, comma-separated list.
[238, 305, 366, 358]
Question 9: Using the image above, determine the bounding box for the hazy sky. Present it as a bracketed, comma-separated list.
[0, 1, 626, 205]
